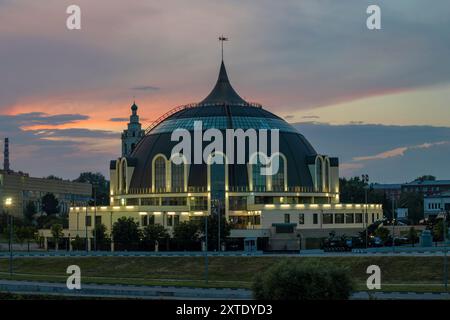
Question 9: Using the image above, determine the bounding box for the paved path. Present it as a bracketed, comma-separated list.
[0, 279, 252, 300]
[1, 279, 449, 300]
[351, 291, 450, 300]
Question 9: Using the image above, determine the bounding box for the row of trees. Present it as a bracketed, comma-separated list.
[106, 214, 231, 251]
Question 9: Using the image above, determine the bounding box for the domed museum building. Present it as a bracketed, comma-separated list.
[68, 59, 382, 251]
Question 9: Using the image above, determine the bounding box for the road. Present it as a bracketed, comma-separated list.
[1, 248, 450, 258]
[1, 279, 449, 300]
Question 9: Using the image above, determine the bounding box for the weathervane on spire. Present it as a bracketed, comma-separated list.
[219, 35, 229, 61]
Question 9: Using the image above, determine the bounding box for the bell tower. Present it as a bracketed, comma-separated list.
[121, 102, 145, 157]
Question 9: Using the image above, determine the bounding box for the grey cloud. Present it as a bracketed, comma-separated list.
[130, 86, 160, 91]
[0, 113, 118, 179]
[1, 1, 450, 112]
[294, 122, 450, 182]
[302, 115, 320, 119]
[109, 117, 129, 122]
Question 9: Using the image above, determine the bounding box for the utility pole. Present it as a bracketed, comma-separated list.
[9, 214, 13, 275]
[93, 186, 97, 251]
[361, 174, 369, 249]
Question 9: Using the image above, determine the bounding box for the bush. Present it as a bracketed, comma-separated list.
[252, 260, 353, 300]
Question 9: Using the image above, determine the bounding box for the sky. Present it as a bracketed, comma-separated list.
[0, 0, 449, 182]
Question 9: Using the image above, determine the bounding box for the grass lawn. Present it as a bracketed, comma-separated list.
[0, 256, 448, 292]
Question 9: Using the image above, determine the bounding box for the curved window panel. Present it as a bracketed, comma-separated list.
[316, 158, 323, 192]
[154, 157, 166, 192]
[149, 116, 298, 134]
[271, 156, 285, 192]
[252, 161, 266, 192]
[121, 161, 127, 191]
[171, 162, 185, 192]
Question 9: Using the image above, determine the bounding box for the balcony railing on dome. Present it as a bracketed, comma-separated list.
[126, 185, 329, 195]
[144, 101, 263, 135]
[227, 186, 319, 193]
[127, 186, 208, 195]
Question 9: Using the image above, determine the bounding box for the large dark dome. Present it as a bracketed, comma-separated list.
[129, 61, 317, 190]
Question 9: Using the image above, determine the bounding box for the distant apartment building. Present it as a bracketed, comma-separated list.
[0, 170, 92, 218]
[402, 180, 450, 196]
[424, 192, 450, 218]
[1, 138, 92, 218]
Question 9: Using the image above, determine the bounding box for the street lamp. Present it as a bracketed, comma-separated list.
[361, 174, 369, 249]
[4, 197, 13, 275]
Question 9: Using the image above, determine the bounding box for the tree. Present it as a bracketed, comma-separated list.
[407, 227, 419, 247]
[143, 224, 169, 249]
[373, 226, 390, 243]
[73, 172, 110, 206]
[252, 260, 353, 300]
[399, 192, 423, 224]
[93, 223, 108, 249]
[112, 217, 141, 250]
[199, 213, 232, 251]
[41, 193, 59, 216]
[45, 175, 63, 181]
[71, 235, 84, 251]
[173, 220, 200, 250]
[415, 175, 436, 182]
[23, 201, 37, 224]
[15, 226, 37, 251]
[433, 220, 447, 242]
[51, 224, 64, 251]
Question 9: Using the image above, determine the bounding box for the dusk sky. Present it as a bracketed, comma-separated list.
[1, 0, 449, 182]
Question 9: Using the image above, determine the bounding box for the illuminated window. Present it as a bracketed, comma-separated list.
[171, 162, 184, 192]
[154, 157, 166, 191]
[316, 157, 323, 191]
[121, 160, 127, 191]
[272, 156, 285, 192]
[252, 160, 266, 191]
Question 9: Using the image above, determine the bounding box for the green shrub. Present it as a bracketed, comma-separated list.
[252, 260, 353, 300]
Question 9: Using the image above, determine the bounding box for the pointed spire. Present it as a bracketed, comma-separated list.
[200, 61, 247, 105]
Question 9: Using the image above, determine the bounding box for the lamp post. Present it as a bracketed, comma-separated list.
[361, 174, 369, 249]
[85, 205, 88, 252]
[444, 209, 448, 292]
[4, 197, 13, 275]
[204, 213, 208, 284]
[93, 186, 97, 251]
[392, 197, 396, 253]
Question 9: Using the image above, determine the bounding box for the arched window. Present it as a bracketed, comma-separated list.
[121, 159, 127, 192]
[271, 156, 285, 192]
[316, 157, 323, 192]
[116, 160, 120, 193]
[171, 162, 185, 192]
[324, 158, 330, 192]
[154, 156, 166, 192]
[252, 159, 266, 191]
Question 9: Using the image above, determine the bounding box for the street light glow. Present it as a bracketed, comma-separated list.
[4, 197, 12, 206]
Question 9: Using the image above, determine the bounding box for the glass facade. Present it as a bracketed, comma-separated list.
[149, 116, 298, 135]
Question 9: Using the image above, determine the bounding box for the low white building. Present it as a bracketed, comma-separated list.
[424, 192, 450, 218]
